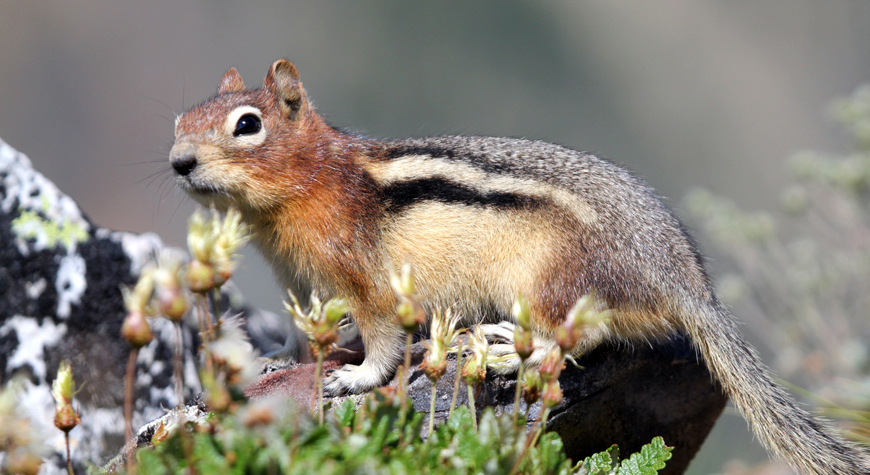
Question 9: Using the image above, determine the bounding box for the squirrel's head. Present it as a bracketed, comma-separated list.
[170, 59, 325, 212]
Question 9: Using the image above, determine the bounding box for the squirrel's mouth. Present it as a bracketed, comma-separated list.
[175, 175, 224, 197]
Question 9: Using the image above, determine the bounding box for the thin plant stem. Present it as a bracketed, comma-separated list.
[402, 332, 413, 398]
[173, 322, 185, 407]
[512, 362, 525, 425]
[528, 407, 550, 449]
[397, 331, 414, 436]
[314, 347, 325, 424]
[449, 342, 463, 418]
[65, 432, 74, 475]
[124, 347, 139, 472]
[467, 384, 477, 430]
[428, 379, 438, 436]
[509, 407, 551, 475]
[197, 296, 214, 375]
[212, 287, 222, 320]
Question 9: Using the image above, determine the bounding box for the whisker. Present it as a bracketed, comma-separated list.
[116, 159, 168, 167]
[140, 95, 179, 117]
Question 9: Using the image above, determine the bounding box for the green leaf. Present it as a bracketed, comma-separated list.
[336, 398, 356, 429]
[577, 444, 620, 475]
[616, 437, 672, 475]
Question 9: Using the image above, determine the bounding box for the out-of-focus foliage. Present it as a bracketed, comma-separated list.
[685, 85, 870, 445]
[130, 392, 672, 475]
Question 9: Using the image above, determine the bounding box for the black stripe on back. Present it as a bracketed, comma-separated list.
[382, 144, 513, 175]
[380, 177, 546, 214]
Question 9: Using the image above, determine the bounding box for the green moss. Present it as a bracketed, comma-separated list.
[11, 209, 89, 250]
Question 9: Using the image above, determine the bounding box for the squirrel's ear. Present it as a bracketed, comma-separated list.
[264, 59, 306, 120]
[218, 67, 245, 95]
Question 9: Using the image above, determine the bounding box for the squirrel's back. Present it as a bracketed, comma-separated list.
[375, 135, 712, 327]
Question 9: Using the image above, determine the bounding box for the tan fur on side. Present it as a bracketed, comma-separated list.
[169, 59, 870, 474]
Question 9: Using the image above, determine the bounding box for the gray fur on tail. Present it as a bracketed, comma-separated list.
[685, 300, 870, 475]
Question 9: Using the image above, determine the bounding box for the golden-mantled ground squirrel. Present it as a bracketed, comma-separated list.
[169, 59, 870, 474]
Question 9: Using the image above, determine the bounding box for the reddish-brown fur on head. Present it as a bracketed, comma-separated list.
[173, 60, 332, 210]
[171, 60, 383, 304]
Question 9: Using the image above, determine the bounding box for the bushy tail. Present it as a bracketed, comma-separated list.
[684, 300, 870, 475]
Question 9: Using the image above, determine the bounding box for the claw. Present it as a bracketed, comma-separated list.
[321, 363, 391, 396]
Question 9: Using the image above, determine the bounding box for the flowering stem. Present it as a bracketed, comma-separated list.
[449, 342, 463, 418]
[124, 347, 138, 472]
[529, 407, 551, 449]
[197, 296, 215, 375]
[509, 407, 551, 475]
[513, 362, 525, 425]
[65, 432, 74, 475]
[428, 380, 437, 436]
[402, 332, 413, 398]
[314, 347, 325, 424]
[398, 331, 414, 433]
[467, 384, 477, 430]
[212, 287, 222, 320]
[173, 322, 185, 407]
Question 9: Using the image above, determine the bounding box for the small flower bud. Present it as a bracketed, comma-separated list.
[512, 295, 532, 331]
[150, 253, 189, 320]
[52, 361, 80, 433]
[186, 259, 215, 293]
[121, 311, 153, 348]
[157, 287, 188, 321]
[396, 299, 425, 333]
[542, 380, 563, 408]
[211, 208, 249, 285]
[538, 347, 565, 382]
[187, 210, 216, 264]
[514, 327, 534, 361]
[554, 325, 576, 353]
[323, 299, 349, 326]
[461, 327, 488, 385]
[521, 369, 543, 406]
[54, 404, 80, 434]
[313, 324, 339, 348]
[390, 262, 415, 297]
[421, 350, 448, 382]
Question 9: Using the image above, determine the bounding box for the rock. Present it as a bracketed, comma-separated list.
[246, 336, 726, 475]
[0, 138, 295, 472]
[1, 137, 727, 474]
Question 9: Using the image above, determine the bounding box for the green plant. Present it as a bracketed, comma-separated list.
[131, 389, 672, 475]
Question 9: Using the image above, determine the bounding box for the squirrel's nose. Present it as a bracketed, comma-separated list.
[169, 144, 197, 176]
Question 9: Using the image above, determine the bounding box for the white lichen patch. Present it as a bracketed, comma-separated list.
[56, 254, 87, 319]
[1, 138, 90, 253]
[0, 315, 68, 382]
[25, 278, 47, 299]
[96, 228, 182, 276]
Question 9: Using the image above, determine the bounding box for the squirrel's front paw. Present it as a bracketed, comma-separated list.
[323, 364, 387, 396]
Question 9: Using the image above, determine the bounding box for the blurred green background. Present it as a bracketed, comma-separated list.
[2, 2, 870, 473]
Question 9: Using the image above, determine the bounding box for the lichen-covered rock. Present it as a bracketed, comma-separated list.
[0, 138, 292, 472]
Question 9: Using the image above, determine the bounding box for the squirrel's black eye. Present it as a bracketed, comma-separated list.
[234, 114, 262, 136]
